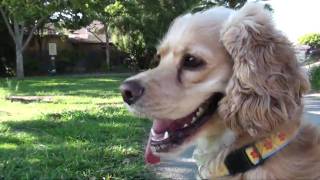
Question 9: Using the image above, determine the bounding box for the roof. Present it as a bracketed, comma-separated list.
[68, 20, 107, 43]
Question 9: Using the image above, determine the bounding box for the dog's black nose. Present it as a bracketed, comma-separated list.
[120, 80, 144, 105]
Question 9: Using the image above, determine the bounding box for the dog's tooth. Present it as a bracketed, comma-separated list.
[164, 131, 169, 139]
[151, 136, 158, 141]
[183, 124, 188, 128]
[151, 146, 156, 152]
[196, 108, 204, 116]
[160, 144, 167, 149]
[191, 117, 197, 123]
[151, 128, 156, 136]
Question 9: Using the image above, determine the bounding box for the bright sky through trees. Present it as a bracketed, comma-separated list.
[268, 0, 320, 42]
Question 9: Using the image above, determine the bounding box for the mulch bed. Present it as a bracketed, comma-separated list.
[5, 96, 53, 103]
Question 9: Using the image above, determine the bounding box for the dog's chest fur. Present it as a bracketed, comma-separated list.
[193, 131, 235, 179]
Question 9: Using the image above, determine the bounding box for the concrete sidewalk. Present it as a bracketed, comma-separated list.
[153, 147, 197, 180]
[304, 94, 320, 125]
[153, 94, 320, 179]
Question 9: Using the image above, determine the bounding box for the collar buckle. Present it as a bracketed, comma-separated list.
[224, 144, 263, 175]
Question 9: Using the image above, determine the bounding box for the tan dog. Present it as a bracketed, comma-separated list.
[120, 3, 320, 179]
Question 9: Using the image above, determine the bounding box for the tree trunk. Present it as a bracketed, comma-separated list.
[36, 27, 44, 61]
[13, 21, 25, 79]
[104, 24, 110, 71]
[0, 7, 46, 78]
[15, 43, 24, 78]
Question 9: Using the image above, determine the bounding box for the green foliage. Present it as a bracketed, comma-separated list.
[212, 0, 247, 9]
[0, 0, 63, 28]
[24, 58, 40, 76]
[53, 0, 111, 30]
[54, 0, 250, 71]
[103, 0, 250, 69]
[104, 0, 202, 69]
[1, 1, 47, 22]
[0, 75, 154, 179]
[0, 0, 69, 78]
[299, 33, 320, 48]
[310, 66, 320, 90]
[55, 49, 79, 73]
[1, 0, 251, 74]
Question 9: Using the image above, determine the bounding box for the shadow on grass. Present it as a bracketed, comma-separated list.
[0, 75, 126, 98]
[0, 106, 154, 179]
[0, 136, 23, 145]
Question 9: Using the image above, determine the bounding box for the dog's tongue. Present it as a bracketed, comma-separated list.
[145, 116, 194, 164]
[145, 135, 160, 164]
[145, 120, 173, 164]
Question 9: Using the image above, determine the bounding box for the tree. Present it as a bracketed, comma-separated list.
[64, 0, 114, 71]
[194, 0, 246, 11]
[299, 33, 320, 49]
[197, 0, 272, 11]
[103, 0, 202, 70]
[104, 0, 252, 70]
[40, 0, 114, 72]
[83, 0, 117, 72]
[0, 1, 59, 78]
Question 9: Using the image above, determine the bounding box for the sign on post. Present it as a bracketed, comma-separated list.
[48, 43, 57, 56]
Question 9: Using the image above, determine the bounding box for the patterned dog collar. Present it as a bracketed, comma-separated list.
[212, 130, 296, 178]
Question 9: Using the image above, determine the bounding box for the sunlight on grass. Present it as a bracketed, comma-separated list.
[0, 75, 154, 179]
[0, 143, 17, 150]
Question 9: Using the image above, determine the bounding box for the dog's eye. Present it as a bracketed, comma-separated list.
[182, 54, 205, 70]
[151, 54, 161, 67]
[155, 54, 161, 62]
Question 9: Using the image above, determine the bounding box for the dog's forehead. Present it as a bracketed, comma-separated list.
[158, 7, 233, 54]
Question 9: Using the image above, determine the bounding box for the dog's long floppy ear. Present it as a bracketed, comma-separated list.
[219, 3, 310, 136]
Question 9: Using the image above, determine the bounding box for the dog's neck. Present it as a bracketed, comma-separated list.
[193, 129, 236, 179]
[231, 122, 300, 150]
[194, 123, 300, 179]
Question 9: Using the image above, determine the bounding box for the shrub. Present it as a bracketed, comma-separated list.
[24, 58, 41, 76]
[298, 33, 320, 48]
[56, 49, 79, 73]
[310, 66, 320, 90]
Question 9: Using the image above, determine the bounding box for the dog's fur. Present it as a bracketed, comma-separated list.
[124, 3, 320, 179]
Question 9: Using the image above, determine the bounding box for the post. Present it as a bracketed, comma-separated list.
[104, 23, 110, 71]
[48, 43, 57, 75]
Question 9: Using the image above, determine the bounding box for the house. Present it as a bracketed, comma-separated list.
[0, 21, 128, 76]
[24, 21, 128, 75]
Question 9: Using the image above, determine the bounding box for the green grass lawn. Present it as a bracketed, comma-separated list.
[0, 74, 154, 179]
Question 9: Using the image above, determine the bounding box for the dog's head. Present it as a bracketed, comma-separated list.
[120, 3, 309, 164]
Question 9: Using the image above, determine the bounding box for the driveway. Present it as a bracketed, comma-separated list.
[153, 94, 320, 180]
[304, 94, 320, 125]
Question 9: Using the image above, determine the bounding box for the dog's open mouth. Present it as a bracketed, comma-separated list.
[145, 92, 224, 164]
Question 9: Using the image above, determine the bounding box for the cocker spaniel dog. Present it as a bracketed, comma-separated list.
[120, 3, 320, 180]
